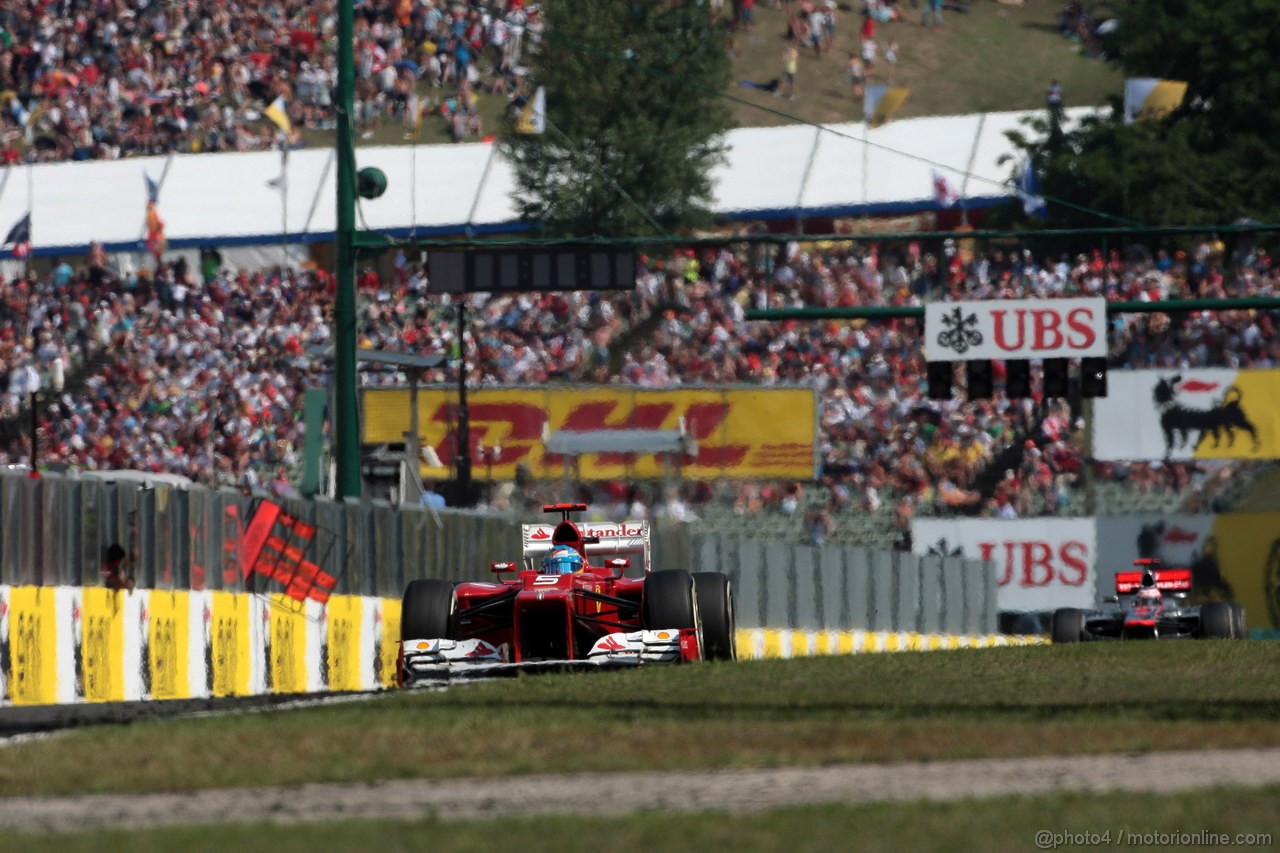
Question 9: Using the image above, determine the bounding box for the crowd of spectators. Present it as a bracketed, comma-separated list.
[0, 0, 538, 162]
[1, 231, 1276, 543]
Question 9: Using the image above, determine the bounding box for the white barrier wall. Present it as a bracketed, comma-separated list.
[0, 586, 402, 707]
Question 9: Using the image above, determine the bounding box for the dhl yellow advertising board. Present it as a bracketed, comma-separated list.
[363, 387, 817, 481]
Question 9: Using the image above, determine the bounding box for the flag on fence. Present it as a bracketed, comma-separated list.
[516, 86, 546, 135]
[1123, 78, 1187, 124]
[238, 501, 339, 603]
[932, 170, 959, 208]
[263, 96, 293, 136]
[3, 212, 30, 258]
[1016, 157, 1047, 219]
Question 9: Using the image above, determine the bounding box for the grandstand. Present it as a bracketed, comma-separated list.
[0, 0, 1275, 557]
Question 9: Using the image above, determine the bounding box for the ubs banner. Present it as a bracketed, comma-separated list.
[924, 297, 1106, 361]
[911, 518, 1095, 612]
[1095, 369, 1277, 461]
[363, 386, 818, 481]
[1096, 514, 1280, 629]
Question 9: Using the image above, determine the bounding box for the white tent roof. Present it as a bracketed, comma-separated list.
[0, 108, 1092, 257]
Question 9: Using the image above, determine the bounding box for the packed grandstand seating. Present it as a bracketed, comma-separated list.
[0, 1, 1274, 545]
[1, 233, 1275, 546]
[0, 0, 535, 161]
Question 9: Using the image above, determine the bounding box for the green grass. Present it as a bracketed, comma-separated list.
[300, 1, 1122, 151]
[3, 787, 1277, 853]
[2, 643, 1279, 797]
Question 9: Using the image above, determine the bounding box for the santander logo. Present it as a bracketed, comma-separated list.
[530, 528, 550, 540]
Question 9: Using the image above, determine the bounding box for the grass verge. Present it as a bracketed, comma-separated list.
[1, 642, 1278, 796]
[2, 786, 1277, 853]
[301, 2, 1123, 150]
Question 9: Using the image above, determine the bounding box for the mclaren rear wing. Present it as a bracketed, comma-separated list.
[1115, 567, 1193, 594]
[521, 520, 651, 573]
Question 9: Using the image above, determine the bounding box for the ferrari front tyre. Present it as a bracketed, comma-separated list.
[1051, 608, 1085, 644]
[1199, 601, 1234, 639]
[1230, 603, 1247, 639]
[643, 570, 697, 631]
[401, 579, 457, 642]
[693, 572, 736, 661]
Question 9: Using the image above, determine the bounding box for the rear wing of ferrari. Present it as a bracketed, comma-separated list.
[521, 520, 651, 573]
[1115, 567, 1193, 594]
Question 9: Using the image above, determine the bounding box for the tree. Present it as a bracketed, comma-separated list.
[1012, 0, 1280, 227]
[499, 0, 733, 237]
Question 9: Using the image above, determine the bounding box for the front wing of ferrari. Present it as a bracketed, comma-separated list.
[399, 627, 701, 685]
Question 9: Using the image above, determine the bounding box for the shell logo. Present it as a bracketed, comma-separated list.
[415, 641, 430, 650]
[656, 631, 671, 640]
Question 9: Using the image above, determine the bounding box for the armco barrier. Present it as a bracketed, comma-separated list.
[689, 534, 996, 636]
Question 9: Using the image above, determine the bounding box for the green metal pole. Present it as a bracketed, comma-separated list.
[334, 0, 360, 499]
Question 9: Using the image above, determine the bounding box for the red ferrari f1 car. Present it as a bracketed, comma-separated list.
[397, 503, 736, 684]
[1052, 558, 1246, 642]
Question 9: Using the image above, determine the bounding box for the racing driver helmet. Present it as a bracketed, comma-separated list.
[542, 545, 584, 574]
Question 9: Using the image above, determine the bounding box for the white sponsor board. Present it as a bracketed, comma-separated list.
[1094, 369, 1261, 461]
[924, 297, 1106, 361]
[913, 518, 1095, 611]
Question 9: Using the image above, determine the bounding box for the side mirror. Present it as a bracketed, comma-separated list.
[1102, 595, 1118, 603]
[606, 558, 630, 572]
[490, 561, 517, 575]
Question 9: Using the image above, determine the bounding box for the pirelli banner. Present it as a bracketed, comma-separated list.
[362, 387, 818, 481]
[1095, 369, 1272, 460]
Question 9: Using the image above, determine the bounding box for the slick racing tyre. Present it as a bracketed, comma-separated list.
[643, 570, 698, 631]
[693, 572, 736, 661]
[1230, 603, 1247, 639]
[1051, 608, 1086, 644]
[1199, 601, 1235, 639]
[401, 579, 457, 642]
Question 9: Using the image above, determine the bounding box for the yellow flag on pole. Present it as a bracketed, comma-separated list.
[516, 86, 546, 135]
[864, 85, 910, 128]
[264, 97, 293, 136]
[1123, 78, 1187, 124]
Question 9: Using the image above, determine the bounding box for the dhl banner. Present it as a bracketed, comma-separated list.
[1095, 369, 1274, 461]
[362, 386, 818, 481]
[1096, 514, 1280, 630]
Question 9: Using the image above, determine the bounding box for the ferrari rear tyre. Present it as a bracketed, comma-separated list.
[643, 570, 697, 631]
[1200, 601, 1234, 639]
[693, 572, 736, 661]
[1230, 603, 1247, 639]
[401, 579, 456, 642]
[1051, 608, 1085, 644]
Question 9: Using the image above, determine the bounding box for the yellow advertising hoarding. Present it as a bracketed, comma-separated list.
[7, 586, 57, 705]
[363, 387, 817, 481]
[148, 591, 190, 700]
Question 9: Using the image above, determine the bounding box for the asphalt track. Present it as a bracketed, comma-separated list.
[2, 747, 1279, 833]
